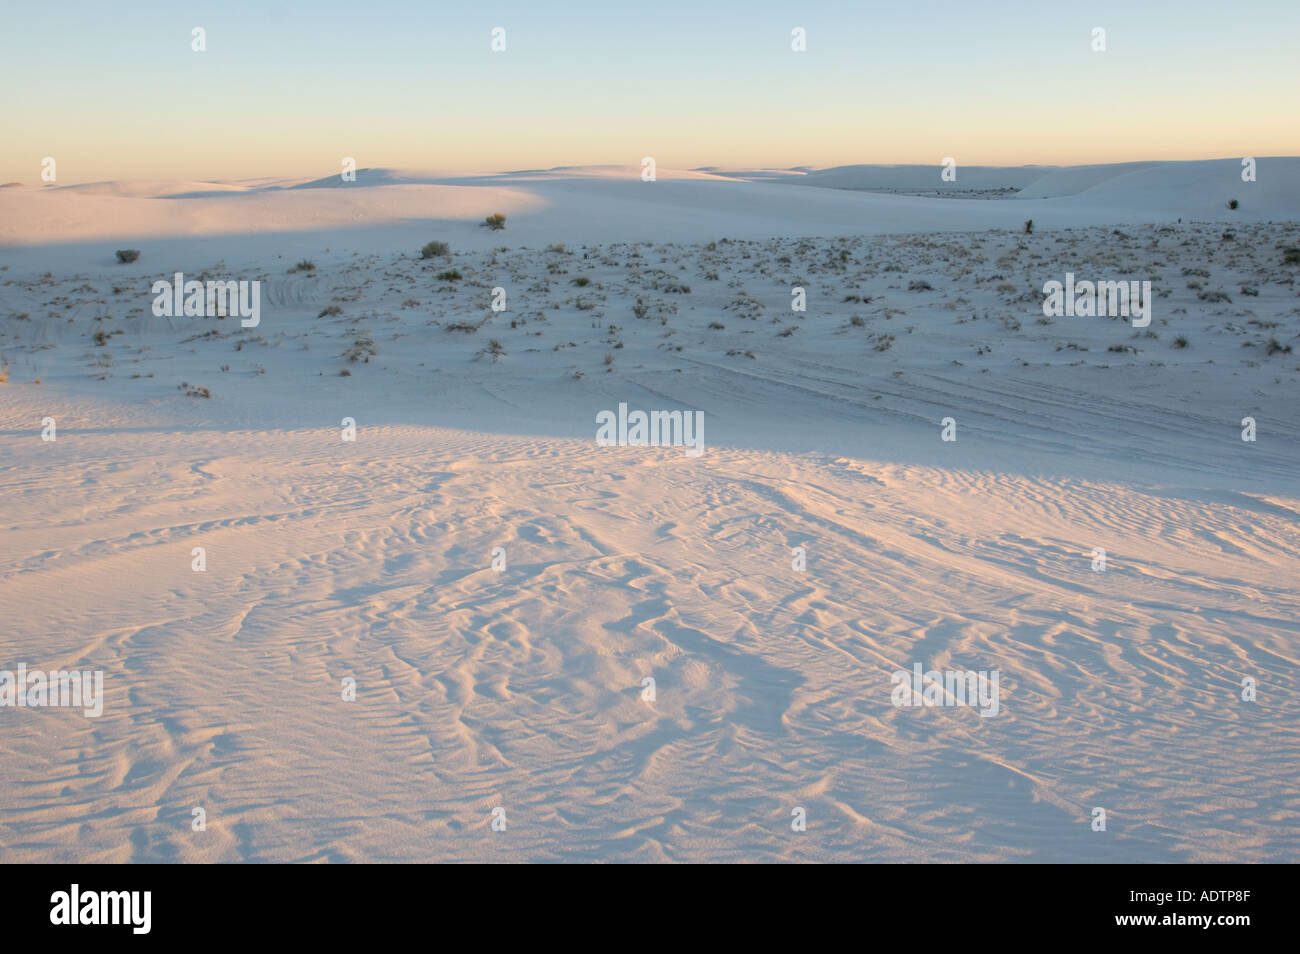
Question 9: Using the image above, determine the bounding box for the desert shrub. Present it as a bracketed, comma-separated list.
[1024, 220, 1034, 235]
[318, 305, 343, 318]
[1283, 248, 1300, 265]
[421, 241, 450, 259]
[1173, 335, 1189, 348]
[288, 260, 315, 273]
[484, 213, 507, 231]
[342, 332, 376, 363]
[115, 249, 141, 264]
[908, 280, 934, 292]
[1227, 199, 1239, 210]
[1266, 338, 1293, 356]
[571, 277, 590, 287]
[436, 269, 462, 282]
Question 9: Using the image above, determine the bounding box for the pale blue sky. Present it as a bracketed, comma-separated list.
[3, 0, 1296, 183]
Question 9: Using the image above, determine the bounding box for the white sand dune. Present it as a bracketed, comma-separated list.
[3, 159, 1295, 261]
[747, 163, 1053, 192]
[1, 164, 1298, 861]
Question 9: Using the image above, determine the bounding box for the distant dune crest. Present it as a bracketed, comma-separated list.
[1, 158, 1296, 252]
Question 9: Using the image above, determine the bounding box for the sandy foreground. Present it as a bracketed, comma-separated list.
[1, 162, 1298, 862]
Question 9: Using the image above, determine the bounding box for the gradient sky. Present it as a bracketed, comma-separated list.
[4, 0, 1298, 184]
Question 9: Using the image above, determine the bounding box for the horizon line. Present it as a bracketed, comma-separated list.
[6, 155, 1289, 190]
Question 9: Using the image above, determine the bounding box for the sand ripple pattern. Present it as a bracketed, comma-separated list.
[1, 426, 1297, 862]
